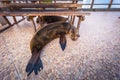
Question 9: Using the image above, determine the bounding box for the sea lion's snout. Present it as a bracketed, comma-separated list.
[69, 26, 80, 41]
[71, 34, 80, 41]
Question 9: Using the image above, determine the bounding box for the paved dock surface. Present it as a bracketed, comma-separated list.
[0, 12, 120, 80]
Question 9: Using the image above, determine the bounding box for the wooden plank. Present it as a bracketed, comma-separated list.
[0, 10, 90, 16]
[0, 3, 82, 8]
[0, 0, 76, 1]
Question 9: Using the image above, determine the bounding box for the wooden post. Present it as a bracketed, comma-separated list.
[108, 0, 113, 9]
[3, 16, 11, 26]
[72, 16, 75, 24]
[32, 19, 37, 32]
[70, 16, 73, 24]
[21, 16, 24, 19]
[18, 0, 24, 18]
[54, 0, 56, 3]
[77, 16, 82, 30]
[68, 16, 70, 22]
[38, 16, 42, 28]
[25, 0, 28, 3]
[13, 16, 17, 23]
[71, 0, 78, 25]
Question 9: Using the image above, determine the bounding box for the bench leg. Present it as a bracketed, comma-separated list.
[32, 19, 37, 32]
[77, 16, 85, 31]
[13, 16, 17, 23]
[71, 16, 75, 25]
[3, 16, 11, 26]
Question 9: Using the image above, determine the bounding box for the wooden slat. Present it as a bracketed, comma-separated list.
[0, 10, 90, 16]
[0, 3, 82, 8]
[0, 0, 75, 1]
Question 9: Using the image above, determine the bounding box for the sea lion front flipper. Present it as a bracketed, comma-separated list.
[59, 33, 67, 51]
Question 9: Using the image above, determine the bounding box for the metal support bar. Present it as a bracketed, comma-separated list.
[3, 16, 11, 26]
[90, 0, 94, 9]
[108, 0, 113, 9]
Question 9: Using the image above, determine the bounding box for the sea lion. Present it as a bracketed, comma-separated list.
[26, 21, 80, 76]
[36, 16, 68, 26]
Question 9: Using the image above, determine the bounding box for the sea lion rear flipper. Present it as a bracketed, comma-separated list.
[26, 51, 43, 76]
[34, 57, 43, 75]
[59, 33, 67, 51]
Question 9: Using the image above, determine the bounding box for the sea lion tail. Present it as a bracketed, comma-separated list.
[26, 52, 43, 76]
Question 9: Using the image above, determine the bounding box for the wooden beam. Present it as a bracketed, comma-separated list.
[0, 10, 90, 16]
[0, 0, 79, 1]
[0, 3, 82, 9]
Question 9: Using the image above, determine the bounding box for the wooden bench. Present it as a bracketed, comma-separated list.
[0, 1, 90, 32]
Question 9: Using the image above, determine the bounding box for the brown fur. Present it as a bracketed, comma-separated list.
[36, 16, 68, 26]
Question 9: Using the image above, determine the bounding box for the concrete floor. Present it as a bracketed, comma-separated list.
[0, 12, 120, 80]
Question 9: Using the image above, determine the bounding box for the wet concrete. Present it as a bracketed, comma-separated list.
[0, 12, 120, 80]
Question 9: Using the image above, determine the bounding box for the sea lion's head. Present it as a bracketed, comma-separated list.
[69, 26, 80, 41]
